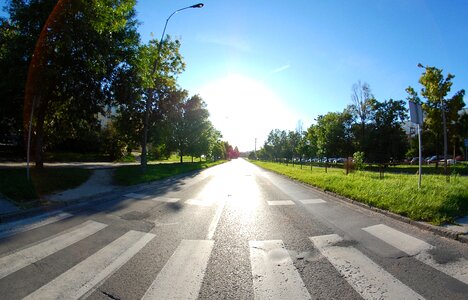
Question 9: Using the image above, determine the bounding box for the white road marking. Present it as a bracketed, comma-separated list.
[206, 199, 225, 240]
[267, 200, 295, 206]
[300, 199, 326, 204]
[0, 211, 72, 240]
[185, 199, 213, 206]
[142, 240, 214, 300]
[249, 240, 311, 300]
[24, 230, 154, 300]
[150, 197, 180, 203]
[363, 224, 468, 284]
[0, 220, 107, 280]
[362, 224, 431, 256]
[124, 193, 149, 199]
[310, 234, 424, 300]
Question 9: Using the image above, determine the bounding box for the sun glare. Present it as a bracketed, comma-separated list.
[199, 74, 299, 151]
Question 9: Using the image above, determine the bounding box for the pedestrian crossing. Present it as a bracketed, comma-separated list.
[0, 217, 466, 299]
[124, 192, 328, 207]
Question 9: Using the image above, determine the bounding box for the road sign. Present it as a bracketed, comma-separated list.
[465, 138, 468, 147]
[409, 101, 424, 125]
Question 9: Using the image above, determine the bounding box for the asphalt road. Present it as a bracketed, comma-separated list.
[0, 159, 467, 299]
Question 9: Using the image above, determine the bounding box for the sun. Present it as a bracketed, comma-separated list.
[198, 74, 299, 151]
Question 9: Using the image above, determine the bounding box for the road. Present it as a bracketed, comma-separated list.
[0, 159, 467, 299]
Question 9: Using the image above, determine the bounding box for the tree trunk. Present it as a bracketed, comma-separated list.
[34, 98, 48, 169]
[180, 151, 183, 163]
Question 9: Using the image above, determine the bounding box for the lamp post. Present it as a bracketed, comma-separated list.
[141, 3, 204, 169]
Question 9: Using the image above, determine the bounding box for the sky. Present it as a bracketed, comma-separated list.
[134, 0, 468, 151]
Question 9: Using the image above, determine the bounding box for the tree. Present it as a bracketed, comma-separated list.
[4, 0, 141, 167]
[113, 36, 185, 161]
[349, 81, 374, 151]
[407, 65, 466, 165]
[366, 99, 408, 163]
[312, 111, 353, 159]
[0, 1, 57, 151]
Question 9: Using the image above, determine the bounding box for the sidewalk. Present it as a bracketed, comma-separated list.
[0, 161, 140, 169]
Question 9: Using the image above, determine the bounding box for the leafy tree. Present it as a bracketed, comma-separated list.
[312, 111, 353, 158]
[366, 99, 408, 163]
[407, 65, 466, 159]
[349, 81, 374, 151]
[113, 36, 185, 160]
[0, 1, 57, 150]
[2, 0, 141, 167]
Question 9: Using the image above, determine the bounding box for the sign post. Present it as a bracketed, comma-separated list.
[409, 101, 424, 188]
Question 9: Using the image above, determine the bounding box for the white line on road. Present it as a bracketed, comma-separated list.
[0, 211, 73, 240]
[150, 197, 180, 203]
[267, 200, 295, 206]
[207, 199, 226, 240]
[185, 199, 213, 206]
[249, 240, 311, 300]
[363, 224, 468, 284]
[24, 230, 155, 300]
[142, 240, 214, 300]
[0, 220, 107, 280]
[362, 224, 432, 255]
[123, 193, 149, 199]
[309, 234, 424, 300]
[299, 199, 326, 204]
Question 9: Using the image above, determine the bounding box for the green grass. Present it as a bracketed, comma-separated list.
[44, 152, 112, 162]
[0, 168, 92, 204]
[252, 161, 468, 225]
[117, 153, 137, 162]
[114, 160, 226, 186]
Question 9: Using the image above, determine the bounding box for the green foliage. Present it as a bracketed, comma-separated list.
[366, 99, 408, 163]
[100, 123, 126, 160]
[353, 151, 365, 170]
[253, 161, 468, 225]
[407, 65, 466, 156]
[2, 0, 141, 166]
[312, 111, 353, 158]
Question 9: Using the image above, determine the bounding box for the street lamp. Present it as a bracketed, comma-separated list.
[141, 3, 204, 169]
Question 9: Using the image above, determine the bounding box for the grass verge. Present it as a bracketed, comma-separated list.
[0, 168, 92, 205]
[114, 160, 226, 186]
[252, 161, 468, 225]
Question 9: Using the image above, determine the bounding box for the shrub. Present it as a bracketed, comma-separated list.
[353, 151, 365, 171]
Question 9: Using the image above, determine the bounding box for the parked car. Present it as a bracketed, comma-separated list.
[439, 158, 457, 165]
[426, 155, 442, 163]
[333, 158, 347, 163]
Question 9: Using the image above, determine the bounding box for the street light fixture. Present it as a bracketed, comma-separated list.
[141, 3, 204, 169]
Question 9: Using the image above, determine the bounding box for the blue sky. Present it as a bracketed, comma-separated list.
[135, 0, 468, 151]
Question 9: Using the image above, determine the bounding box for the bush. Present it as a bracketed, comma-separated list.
[353, 151, 365, 171]
[100, 124, 125, 160]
